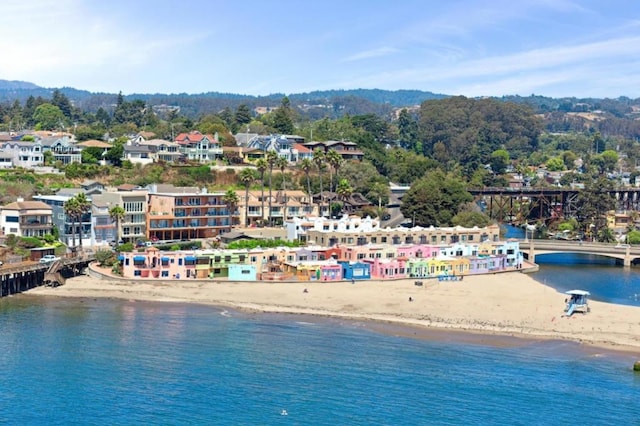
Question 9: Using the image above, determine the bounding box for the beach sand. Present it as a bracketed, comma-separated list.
[26, 268, 640, 352]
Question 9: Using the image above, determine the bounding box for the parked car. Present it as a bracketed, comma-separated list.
[39, 255, 61, 264]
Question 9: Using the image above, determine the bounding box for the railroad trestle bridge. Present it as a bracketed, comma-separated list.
[469, 187, 640, 223]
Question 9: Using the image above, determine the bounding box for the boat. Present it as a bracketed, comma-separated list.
[564, 290, 590, 316]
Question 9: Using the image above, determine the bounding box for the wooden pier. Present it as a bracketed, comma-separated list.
[0, 255, 95, 297]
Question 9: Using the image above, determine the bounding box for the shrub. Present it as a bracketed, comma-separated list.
[95, 249, 116, 266]
[117, 242, 134, 252]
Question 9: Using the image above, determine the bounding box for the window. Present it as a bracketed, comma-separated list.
[5, 216, 18, 223]
[134, 270, 141, 276]
[161, 271, 169, 277]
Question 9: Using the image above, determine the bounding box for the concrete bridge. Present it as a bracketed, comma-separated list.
[519, 239, 640, 267]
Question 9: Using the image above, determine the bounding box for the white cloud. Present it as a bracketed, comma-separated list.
[344, 47, 400, 62]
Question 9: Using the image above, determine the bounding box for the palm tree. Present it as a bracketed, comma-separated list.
[276, 156, 288, 224]
[73, 193, 91, 251]
[239, 168, 257, 227]
[222, 189, 240, 230]
[266, 150, 279, 226]
[299, 158, 314, 210]
[326, 149, 343, 192]
[109, 205, 125, 246]
[64, 197, 79, 248]
[312, 148, 326, 217]
[255, 158, 268, 226]
[336, 178, 354, 214]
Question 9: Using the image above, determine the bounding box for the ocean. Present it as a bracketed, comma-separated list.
[1, 267, 640, 425]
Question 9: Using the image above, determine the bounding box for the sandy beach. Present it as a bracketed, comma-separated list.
[26, 267, 640, 353]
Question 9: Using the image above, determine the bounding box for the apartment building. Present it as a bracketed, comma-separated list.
[237, 190, 317, 227]
[146, 184, 235, 241]
[0, 198, 53, 238]
[286, 215, 501, 247]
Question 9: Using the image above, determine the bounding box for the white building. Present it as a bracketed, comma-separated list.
[0, 198, 53, 238]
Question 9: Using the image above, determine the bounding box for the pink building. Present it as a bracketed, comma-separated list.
[364, 257, 408, 279]
[395, 244, 439, 259]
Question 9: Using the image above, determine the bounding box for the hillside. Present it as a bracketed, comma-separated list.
[1, 79, 640, 123]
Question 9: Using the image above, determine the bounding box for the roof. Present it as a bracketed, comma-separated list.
[3, 200, 52, 210]
[76, 140, 112, 148]
[566, 290, 590, 296]
[137, 131, 156, 139]
[142, 139, 179, 147]
[293, 143, 312, 153]
[117, 183, 140, 191]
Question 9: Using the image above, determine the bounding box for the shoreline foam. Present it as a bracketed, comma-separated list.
[25, 266, 640, 354]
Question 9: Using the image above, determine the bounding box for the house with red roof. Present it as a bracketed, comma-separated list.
[174, 131, 223, 163]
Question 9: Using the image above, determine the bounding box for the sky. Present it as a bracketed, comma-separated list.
[1, 0, 640, 98]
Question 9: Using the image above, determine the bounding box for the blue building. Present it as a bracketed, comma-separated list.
[339, 261, 371, 281]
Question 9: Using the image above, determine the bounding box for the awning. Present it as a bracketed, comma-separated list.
[118, 255, 125, 261]
[133, 256, 146, 262]
[161, 257, 170, 262]
[185, 256, 196, 262]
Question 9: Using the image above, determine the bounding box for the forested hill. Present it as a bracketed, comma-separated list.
[1, 79, 640, 121]
[0, 80, 445, 117]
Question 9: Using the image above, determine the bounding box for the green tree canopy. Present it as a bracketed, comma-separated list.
[271, 96, 295, 134]
[33, 103, 65, 130]
[451, 211, 491, 228]
[489, 149, 510, 174]
[401, 169, 472, 226]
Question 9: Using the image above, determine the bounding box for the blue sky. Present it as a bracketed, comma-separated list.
[2, 0, 640, 98]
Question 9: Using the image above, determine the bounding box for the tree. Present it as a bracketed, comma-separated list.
[276, 156, 289, 223]
[626, 230, 640, 245]
[597, 227, 616, 243]
[239, 168, 257, 227]
[104, 138, 125, 167]
[222, 189, 239, 229]
[73, 193, 91, 251]
[255, 158, 268, 226]
[313, 149, 326, 216]
[266, 150, 279, 226]
[51, 89, 72, 118]
[367, 182, 390, 212]
[326, 149, 343, 192]
[272, 96, 294, 134]
[489, 149, 510, 175]
[397, 108, 419, 152]
[336, 178, 354, 205]
[545, 157, 565, 171]
[235, 104, 252, 126]
[33, 103, 65, 131]
[299, 158, 314, 204]
[451, 211, 491, 228]
[64, 197, 79, 247]
[109, 205, 125, 245]
[575, 176, 615, 233]
[400, 170, 472, 226]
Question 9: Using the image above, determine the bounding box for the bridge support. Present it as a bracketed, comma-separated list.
[528, 239, 535, 264]
[624, 246, 631, 268]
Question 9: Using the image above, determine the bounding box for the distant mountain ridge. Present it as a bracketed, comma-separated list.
[0, 79, 42, 90]
[1, 79, 639, 120]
